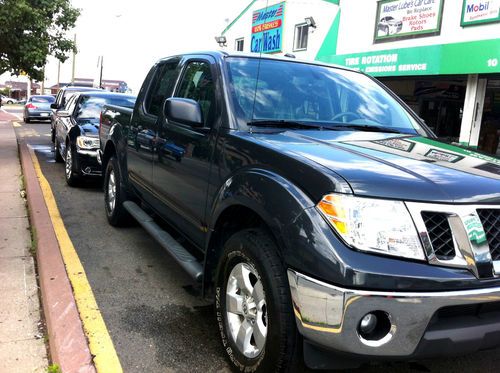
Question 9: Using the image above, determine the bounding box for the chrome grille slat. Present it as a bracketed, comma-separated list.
[477, 209, 500, 261]
[421, 212, 455, 260]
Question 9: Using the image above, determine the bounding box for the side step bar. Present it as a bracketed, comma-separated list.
[123, 201, 203, 282]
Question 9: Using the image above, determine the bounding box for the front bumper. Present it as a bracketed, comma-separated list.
[288, 269, 500, 358]
[75, 149, 101, 176]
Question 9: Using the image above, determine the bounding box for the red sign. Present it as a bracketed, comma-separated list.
[252, 19, 282, 34]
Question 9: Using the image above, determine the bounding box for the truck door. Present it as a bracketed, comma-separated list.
[127, 59, 179, 197]
[153, 56, 220, 246]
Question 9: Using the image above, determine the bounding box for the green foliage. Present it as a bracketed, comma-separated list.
[0, 87, 11, 96]
[47, 364, 62, 373]
[0, 0, 80, 81]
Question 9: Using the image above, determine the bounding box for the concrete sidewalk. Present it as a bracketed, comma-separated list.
[0, 119, 47, 372]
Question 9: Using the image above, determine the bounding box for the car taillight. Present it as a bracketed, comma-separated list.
[26, 103, 37, 109]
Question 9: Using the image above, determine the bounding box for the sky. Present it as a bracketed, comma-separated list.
[2, 0, 249, 93]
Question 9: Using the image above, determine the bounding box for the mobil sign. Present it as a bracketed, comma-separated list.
[462, 0, 500, 25]
[251, 2, 285, 53]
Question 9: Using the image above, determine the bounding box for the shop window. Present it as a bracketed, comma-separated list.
[294, 23, 309, 51]
[235, 38, 244, 52]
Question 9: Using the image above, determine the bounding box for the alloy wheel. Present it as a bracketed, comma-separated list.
[107, 169, 116, 212]
[226, 262, 268, 358]
[65, 148, 73, 179]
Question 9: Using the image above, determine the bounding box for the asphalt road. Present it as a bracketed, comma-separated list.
[7, 106, 500, 373]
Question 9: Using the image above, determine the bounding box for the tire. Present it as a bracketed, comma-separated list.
[54, 137, 63, 163]
[7, 100, 13, 105]
[24, 117, 30, 123]
[215, 228, 298, 372]
[104, 156, 131, 226]
[51, 127, 55, 143]
[65, 144, 80, 187]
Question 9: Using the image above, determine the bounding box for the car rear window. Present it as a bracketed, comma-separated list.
[32, 96, 55, 103]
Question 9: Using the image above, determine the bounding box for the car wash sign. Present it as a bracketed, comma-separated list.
[251, 2, 285, 53]
[461, 0, 500, 26]
[374, 0, 444, 42]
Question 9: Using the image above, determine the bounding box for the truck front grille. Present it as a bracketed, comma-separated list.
[477, 209, 500, 261]
[421, 212, 455, 261]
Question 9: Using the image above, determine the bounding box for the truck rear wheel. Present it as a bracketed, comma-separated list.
[215, 228, 298, 372]
[104, 156, 131, 226]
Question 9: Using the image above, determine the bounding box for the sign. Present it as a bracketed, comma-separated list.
[374, 0, 444, 42]
[318, 38, 500, 77]
[251, 2, 285, 53]
[461, 0, 500, 26]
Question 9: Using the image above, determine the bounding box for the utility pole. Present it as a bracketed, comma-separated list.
[57, 61, 61, 89]
[99, 56, 104, 88]
[71, 34, 77, 84]
[41, 65, 45, 94]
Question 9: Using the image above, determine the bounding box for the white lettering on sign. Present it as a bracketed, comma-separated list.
[361, 54, 398, 64]
[398, 63, 428, 71]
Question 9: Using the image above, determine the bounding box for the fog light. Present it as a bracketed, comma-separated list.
[360, 313, 377, 335]
[84, 167, 91, 174]
[357, 310, 394, 346]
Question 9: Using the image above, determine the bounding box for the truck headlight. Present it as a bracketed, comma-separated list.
[76, 136, 100, 150]
[317, 193, 425, 260]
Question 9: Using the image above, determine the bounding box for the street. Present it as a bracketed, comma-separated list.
[6, 105, 500, 372]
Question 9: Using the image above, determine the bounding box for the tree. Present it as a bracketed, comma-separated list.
[0, 0, 80, 81]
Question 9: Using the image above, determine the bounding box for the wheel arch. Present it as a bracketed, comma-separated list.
[202, 169, 315, 296]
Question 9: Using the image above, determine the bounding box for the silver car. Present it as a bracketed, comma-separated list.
[24, 95, 56, 123]
[1, 95, 18, 105]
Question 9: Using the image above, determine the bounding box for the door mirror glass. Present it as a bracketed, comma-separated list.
[50, 103, 59, 109]
[165, 98, 203, 127]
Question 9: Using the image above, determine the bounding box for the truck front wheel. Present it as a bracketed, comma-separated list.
[104, 156, 130, 226]
[215, 228, 298, 372]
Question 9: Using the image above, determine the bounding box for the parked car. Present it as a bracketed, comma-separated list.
[50, 86, 103, 143]
[54, 91, 135, 186]
[23, 95, 56, 123]
[99, 52, 500, 371]
[1, 95, 18, 105]
[378, 16, 403, 36]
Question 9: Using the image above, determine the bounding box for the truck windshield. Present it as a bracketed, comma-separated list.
[226, 57, 424, 134]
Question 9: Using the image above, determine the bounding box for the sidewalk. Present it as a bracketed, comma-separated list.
[0, 119, 47, 372]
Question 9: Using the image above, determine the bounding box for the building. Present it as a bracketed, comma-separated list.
[0, 81, 40, 100]
[220, 0, 500, 155]
[49, 78, 129, 94]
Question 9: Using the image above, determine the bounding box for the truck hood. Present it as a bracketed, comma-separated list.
[253, 131, 500, 203]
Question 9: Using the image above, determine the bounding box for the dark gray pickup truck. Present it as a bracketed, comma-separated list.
[99, 51, 500, 371]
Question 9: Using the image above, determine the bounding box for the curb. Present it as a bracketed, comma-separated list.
[19, 141, 96, 373]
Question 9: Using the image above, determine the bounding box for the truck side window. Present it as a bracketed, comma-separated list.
[144, 61, 178, 117]
[176, 61, 215, 127]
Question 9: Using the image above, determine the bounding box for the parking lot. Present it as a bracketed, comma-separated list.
[7, 107, 500, 372]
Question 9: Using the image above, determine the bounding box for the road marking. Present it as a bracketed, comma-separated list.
[28, 146, 123, 373]
[13, 122, 22, 127]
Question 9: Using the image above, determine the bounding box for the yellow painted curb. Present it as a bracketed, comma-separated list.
[28, 146, 123, 373]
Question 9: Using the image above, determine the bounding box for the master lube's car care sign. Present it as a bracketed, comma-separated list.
[251, 2, 285, 53]
[461, 0, 500, 26]
[375, 0, 444, 42]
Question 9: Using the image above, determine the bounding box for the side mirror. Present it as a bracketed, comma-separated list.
[57, 110, 71, 118]
[164, 98, 203, 128]
[50, 103, 59, 110]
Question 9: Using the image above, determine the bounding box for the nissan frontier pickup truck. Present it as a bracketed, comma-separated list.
[98, 51, 500, 371]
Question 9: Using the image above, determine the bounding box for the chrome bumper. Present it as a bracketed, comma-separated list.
[288, 269, 500, 356]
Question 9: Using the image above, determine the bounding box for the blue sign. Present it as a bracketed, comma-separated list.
[251, 2, 285, 53]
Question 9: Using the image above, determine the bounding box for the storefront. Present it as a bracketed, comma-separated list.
[220, 0, 500, 154]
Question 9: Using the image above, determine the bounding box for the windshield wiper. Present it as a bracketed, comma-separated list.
[328, 124, 404, 134]
[248, 120, 327, 130]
